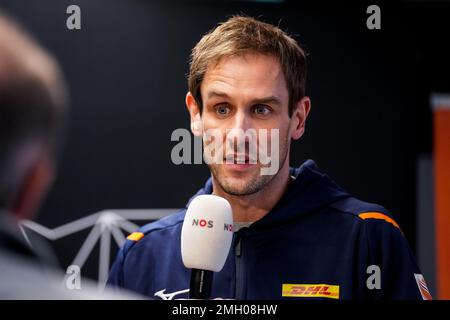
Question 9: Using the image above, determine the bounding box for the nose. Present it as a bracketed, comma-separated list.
[225, 109, 255, 158]
[231, 109, 251, 131]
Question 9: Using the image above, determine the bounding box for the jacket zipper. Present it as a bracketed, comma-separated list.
[234, 236, 245, 299]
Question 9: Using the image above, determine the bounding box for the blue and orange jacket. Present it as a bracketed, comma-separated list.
[107, 160, 431, 300]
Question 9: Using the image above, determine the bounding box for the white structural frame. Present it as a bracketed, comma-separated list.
[19, 209, 178, 289]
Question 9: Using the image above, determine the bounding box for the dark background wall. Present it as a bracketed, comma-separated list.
[1, 0, 448, 282]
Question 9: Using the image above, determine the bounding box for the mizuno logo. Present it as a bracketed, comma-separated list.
[154, 288, 190, 300]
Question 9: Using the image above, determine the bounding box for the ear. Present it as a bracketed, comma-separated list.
[10, 152, 55, 220]
[185, 91, 203, 137]
[290, 96, 311, 140]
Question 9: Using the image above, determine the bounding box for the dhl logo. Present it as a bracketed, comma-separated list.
[282, 284, 339, 299]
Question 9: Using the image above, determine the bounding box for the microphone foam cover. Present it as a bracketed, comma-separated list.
[181, 194, 234, 272]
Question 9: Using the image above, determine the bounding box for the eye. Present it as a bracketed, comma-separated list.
[253, 105, 271, 117]
[215, 104, 231, 117]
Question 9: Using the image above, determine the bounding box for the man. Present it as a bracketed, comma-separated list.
[0, 12, 136, 299]
[108, 15, 430, 300]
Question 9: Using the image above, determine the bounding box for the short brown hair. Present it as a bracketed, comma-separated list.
[188, 15, 307, 116]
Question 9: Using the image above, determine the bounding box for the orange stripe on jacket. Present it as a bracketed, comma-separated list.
[358, 212, 401, 230]
[127, 232, 144, 241]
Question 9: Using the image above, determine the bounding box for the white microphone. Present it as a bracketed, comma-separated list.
[181, 194, 233, 299]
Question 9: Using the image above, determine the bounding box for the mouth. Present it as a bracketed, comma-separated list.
[223, 154, 257, 171]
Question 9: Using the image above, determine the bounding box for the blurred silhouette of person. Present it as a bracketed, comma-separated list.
[0, 11, 138, 299]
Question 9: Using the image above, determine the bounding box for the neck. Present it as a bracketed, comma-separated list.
[212, 160, 291, 223]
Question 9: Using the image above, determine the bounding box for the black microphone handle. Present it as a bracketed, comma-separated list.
[189, 269, 213, 299]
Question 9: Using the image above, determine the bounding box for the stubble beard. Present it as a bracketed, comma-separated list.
[207, 134, 290, 197]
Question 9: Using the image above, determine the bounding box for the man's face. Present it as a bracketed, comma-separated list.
[197, 53, 293, 196]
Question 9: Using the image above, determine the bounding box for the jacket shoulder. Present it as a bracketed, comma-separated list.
[107, 210, 186, 288]
[329, 196, 401, 231]
[120, 209, 186, 257]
